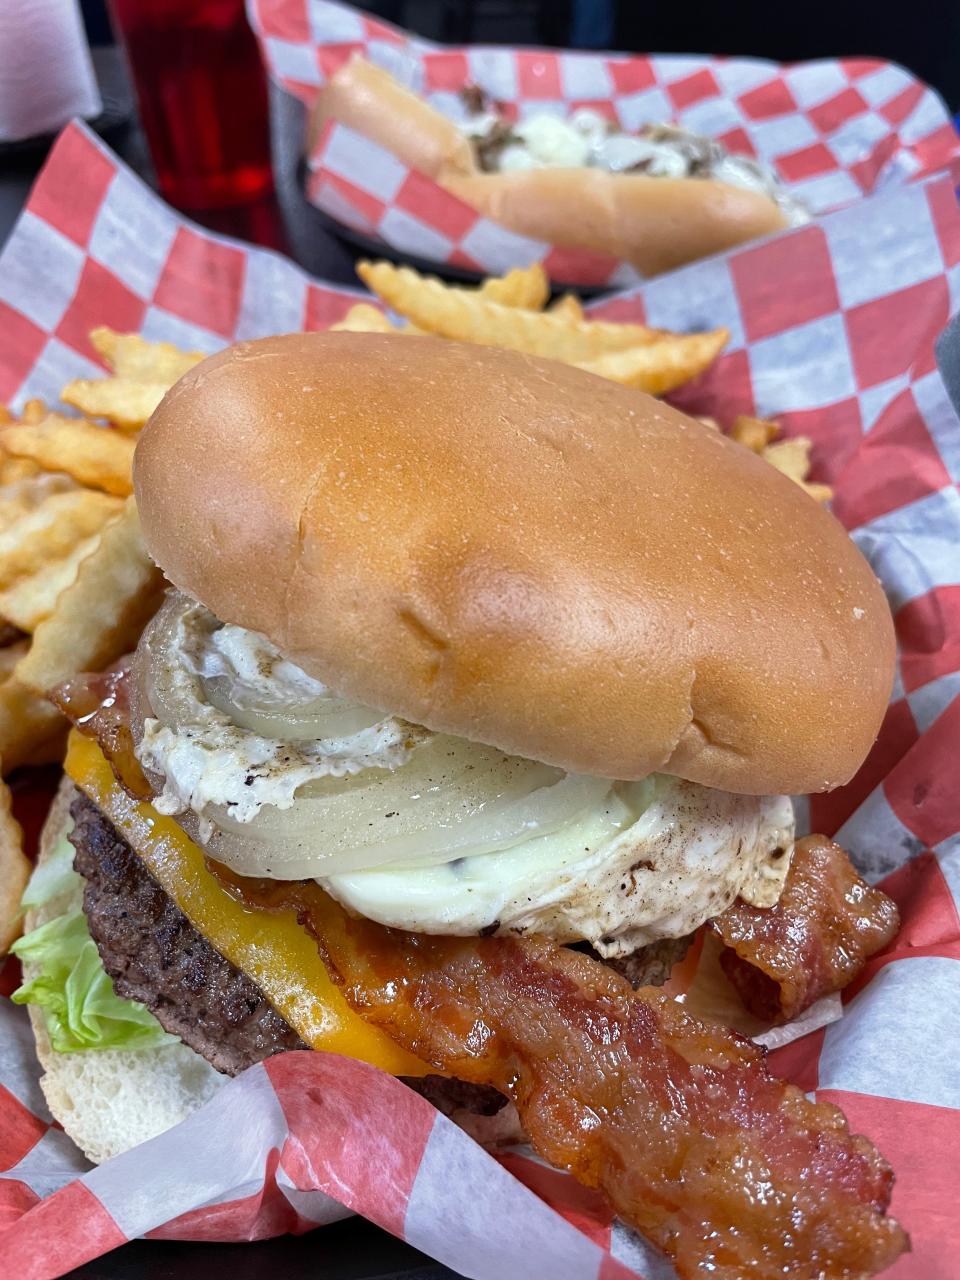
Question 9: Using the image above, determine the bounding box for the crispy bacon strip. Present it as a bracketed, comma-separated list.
[51, 659, 151, 797]
[297, 893, 906, 1279]
[711, 836, 900, 1024]
[59, 666, 906, 1275]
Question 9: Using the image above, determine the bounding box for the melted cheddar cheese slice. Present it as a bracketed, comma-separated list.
[65, 729, 431, 1076]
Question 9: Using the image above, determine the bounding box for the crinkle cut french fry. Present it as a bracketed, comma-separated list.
[358, 260, 667, 362]
[20, 399, 47, 424]
[548, 293, 584, 322]
[723, 414, 832, 504]
[575, 329, 730, 396]
[89, 327, 204, 383]
[0, 535, 102, 633]
[60, 379, 171, 431]
[0, 775, 29, 954]
[2, 418, 135, 496]
[330, 304, 397, 334]
[61, 329, 205, 429]
[0, 473, 75, 527]
[730, 415, 780, 453]
[16, 499, 165, 698]
[761, 437, 833, 503]
[478, 264, 549, 309]
[0, 489, 122, 586]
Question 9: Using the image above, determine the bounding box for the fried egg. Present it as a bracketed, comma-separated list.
[323, 781, 794, 955]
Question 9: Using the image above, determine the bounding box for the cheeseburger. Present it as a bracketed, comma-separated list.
[15, 334, 907, 1278]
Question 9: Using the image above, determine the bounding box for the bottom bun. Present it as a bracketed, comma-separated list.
[23, 779, 222, 1165]
[23, 779, 523, 1163]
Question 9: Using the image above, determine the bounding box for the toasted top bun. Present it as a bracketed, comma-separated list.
[134, 333, 894, 794]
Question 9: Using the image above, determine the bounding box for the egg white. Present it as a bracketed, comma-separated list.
[323, 780, 794, 954]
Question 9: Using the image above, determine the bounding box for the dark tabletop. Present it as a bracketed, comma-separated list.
[65, 1218, 458, 1279]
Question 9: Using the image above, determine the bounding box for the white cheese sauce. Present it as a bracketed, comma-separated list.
[323, 782, 794, 952]
[459, 106, 810, 227]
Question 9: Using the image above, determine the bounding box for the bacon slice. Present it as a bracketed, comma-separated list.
[298, 892, 906, 1279]
[58, 665, 907, 1276]
[711, 836, 900, 1024]
[51, 660, 151, 797]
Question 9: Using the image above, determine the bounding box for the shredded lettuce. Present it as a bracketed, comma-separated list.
[11, 833, 176, 1053]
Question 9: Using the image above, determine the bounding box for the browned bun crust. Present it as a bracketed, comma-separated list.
[134, 333, 894, 794]
[309, 56, 476, 180]
[442, 169, 788, 277]
[308, 56, 789, 276]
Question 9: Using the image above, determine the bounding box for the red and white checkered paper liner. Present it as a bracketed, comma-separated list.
[0, 120, 959, 1279]
[248, 0, 960, 287]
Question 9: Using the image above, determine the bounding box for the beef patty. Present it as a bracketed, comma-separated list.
[69, 791, 689, 1113]
[70, 792, 310, 1074]
[68, 792, 506, 1117]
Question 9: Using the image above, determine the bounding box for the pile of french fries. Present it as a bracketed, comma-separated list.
[345, 261, 731, 397]
[0, 332, 187, 949]
[0, 329, 194, 770]
[0, 263, 831, 954]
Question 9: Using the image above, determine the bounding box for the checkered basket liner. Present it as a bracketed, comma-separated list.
[247, 0, 960, 287]
[0, 121, 957, 1278]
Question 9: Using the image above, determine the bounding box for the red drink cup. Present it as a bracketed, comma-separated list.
[108, 0, 274, 210]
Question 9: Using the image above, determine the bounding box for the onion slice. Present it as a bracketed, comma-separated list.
[143, 595, 386, 743]
[202, 674, 383, 741]
[206, 759, 611, 879]
[139, 591, 614, 880]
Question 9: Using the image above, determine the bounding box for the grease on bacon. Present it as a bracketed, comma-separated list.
[303, 893, 906, 1280]
[711, 835, 900, 1023]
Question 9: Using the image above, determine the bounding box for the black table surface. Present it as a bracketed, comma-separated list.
[65, 1219, 458, 1280]
[0, 51, 464, 1280]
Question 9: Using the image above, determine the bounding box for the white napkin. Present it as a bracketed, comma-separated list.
[0, 0, 101, 142]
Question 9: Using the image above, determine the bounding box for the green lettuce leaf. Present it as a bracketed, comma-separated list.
[11, 837, 176, 1054]
[19, 833, 82, 911]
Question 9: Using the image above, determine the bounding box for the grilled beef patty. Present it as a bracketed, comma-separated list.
[68, 792, 507, 1116]
[70, 792, 310, 1074]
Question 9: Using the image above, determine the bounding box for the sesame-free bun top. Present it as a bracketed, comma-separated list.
[134, 333, 894, 794]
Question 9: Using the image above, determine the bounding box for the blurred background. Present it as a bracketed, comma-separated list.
[79, 0, 959, 107]
[3, 0, 958, 279]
